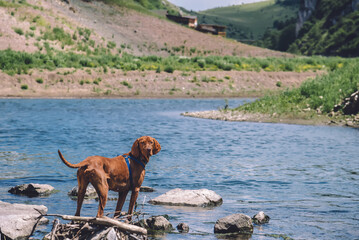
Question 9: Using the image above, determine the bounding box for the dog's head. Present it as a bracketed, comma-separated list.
[131, 136, 161, 161]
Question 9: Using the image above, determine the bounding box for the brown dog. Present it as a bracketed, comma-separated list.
[58, 136, 161, 218]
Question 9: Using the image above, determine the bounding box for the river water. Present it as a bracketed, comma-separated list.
[0, 99, 358, 240]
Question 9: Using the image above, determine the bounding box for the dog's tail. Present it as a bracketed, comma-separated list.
[58, 150, 83, 168]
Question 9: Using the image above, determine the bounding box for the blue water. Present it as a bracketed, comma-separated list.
[0, 99, 358, 240]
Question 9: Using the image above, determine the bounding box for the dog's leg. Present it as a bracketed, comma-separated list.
[89, 170, 109, 218]
[75, 170, 89, 216]
[127, 187, 140, 219]
[114, 190, 129, 218]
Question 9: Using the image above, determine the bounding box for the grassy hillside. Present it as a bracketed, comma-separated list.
[98, 0, 180, 15]
[197, 0, 300, 42]
[258, 0, 359, 57]
[235, 57, 359, 123]
[288, 0, 359, 57]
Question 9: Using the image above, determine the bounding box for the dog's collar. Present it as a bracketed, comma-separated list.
[123, 155, 145, 190]
[127, 154, 146, 169]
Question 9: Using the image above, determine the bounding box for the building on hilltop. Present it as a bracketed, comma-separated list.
[166, 14, 226, 37]
[196, 24, 226, 37]
[166, 14, 198, 28]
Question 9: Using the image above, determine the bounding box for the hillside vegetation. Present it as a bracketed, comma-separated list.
[288, 0, 359, 57]
[197, 0, 300, 42]
[198, 0, 359, 57]
[98, 0, 180, 15]
[257, 0, 359, 57]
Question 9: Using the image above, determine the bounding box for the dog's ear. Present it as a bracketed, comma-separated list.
[152, 138, 161, 155]
[131, 139, 140, 158]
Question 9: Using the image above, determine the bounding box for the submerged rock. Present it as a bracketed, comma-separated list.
[8, 183, 55, 197]
[214, 213, 253, 234]
[0, 201, 48, 240]
[149, 188, 222, 207]
[68, 185, 97, 199]
[176, 222, 189, 233]
[252, 211, 270, 224]
[140, 186, 155, 192]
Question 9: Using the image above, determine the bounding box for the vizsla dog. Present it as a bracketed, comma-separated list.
[58, 136, 161, 218]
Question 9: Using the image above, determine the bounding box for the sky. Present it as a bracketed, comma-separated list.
[167, 0, 266, 11]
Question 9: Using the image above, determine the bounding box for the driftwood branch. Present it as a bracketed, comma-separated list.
[45, 214, 147, 235]
[50, 219, 60, 240]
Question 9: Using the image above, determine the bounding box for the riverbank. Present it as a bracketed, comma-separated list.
[182, 109, 359, 128]
[0, 69, 319, 98]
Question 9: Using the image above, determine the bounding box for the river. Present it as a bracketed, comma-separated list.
[0, 99, 358, 239]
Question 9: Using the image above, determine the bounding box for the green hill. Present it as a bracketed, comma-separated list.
[257, 0, 359, 57]
[288, 0, 359, 57]
[99, 0, 180, 15]
[196, 0, 300, 42]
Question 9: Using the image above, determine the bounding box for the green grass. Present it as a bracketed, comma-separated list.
[235, 58, 359, 116]
[0, 49, 347, 75]
[97, 0, 179, 16]
[197, 0, 300, 41]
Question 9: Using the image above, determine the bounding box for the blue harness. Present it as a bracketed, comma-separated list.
[123, 155, 145, 189]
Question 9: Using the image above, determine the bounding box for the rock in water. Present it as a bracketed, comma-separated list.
[149, 188, 222, 207]
[176, 222, 189, 233]
[8, 183, 55, 197]
[145, 216, 173, 231]
[68, 185, 98, 199]
[214, 213, 253, 234]
[252, 211, 270, 224]
[0, 201, 48, 239]
[140, 186, 155, 192]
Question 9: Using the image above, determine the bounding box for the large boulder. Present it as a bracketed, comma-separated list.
[214, 213, 253, 234]
[334, 91, 359, 115]
[342, 91, 359, 115]
[8, 183, 55, 197]
[0, 201, 48, 240]
[149, 188, 223, 207]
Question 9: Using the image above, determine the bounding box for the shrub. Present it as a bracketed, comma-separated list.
[35, 78, 43, 84]
[164, 65, 174, 73]
[14, 28, 24, 35]
[107, 41, 116, 49]
[197, 59, 206, 68]
[156, 66, 161, 73]
[121, 81, 133, 89]
[21, 84, 28, 90]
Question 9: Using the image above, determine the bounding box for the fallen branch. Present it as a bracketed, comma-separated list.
[45, 214, 147, 235]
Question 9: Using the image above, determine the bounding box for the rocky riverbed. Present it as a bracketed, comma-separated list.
[1, 183, 270, 239]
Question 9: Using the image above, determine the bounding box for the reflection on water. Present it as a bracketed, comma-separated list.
[0, 99, 358, 240]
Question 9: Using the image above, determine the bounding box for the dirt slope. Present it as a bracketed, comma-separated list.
[0, 0, 290, 57]
[0, 0, 313, 98]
